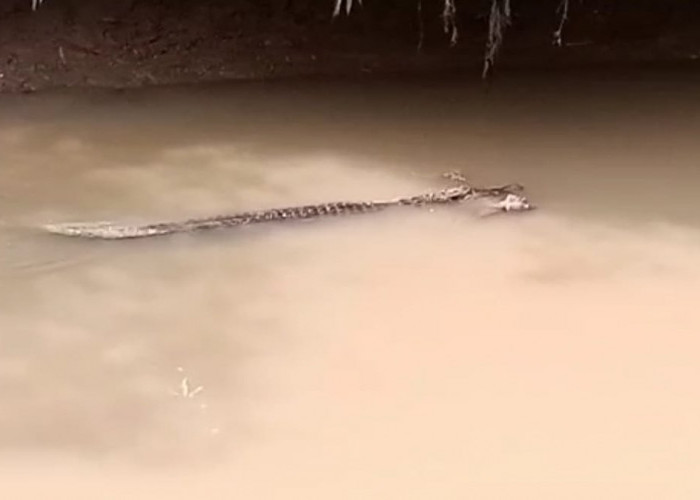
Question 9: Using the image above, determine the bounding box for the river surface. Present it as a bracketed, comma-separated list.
[1, 70, 700, 499]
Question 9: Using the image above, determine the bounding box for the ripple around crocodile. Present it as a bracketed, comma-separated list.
[42, 174, 535, 240]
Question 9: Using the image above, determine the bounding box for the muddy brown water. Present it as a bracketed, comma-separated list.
[1, 71, 700, 499]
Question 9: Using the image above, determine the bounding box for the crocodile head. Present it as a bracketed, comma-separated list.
[493, 192, 533, 212]
[475, 186, 534, 216]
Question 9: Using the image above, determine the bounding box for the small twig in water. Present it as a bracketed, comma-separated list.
[170, 367, 204, 399]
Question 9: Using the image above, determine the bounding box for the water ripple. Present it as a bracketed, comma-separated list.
[0, 223, 101, 278]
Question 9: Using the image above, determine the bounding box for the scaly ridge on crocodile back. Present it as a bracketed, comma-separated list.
[43, 173, 534, 240]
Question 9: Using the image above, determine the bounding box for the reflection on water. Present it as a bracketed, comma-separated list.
[1, 71, 700, 499]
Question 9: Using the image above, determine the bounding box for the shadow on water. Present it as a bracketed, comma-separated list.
[2, 68, 700, 227]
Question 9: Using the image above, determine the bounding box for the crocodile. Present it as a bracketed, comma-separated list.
[43, 172, 534, 240]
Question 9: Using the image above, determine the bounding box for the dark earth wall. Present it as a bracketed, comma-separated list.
[1, 0, 699, 92]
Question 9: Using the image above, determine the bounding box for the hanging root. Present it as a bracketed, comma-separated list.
[553, 0, 570, 47]
[417, 0, 425, 52]
[332, 0, 362, 17]
[442, 0, 459, 47]
[482, 0, 511, 79]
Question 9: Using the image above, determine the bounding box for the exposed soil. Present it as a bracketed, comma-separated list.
[1, 0, 699, 93]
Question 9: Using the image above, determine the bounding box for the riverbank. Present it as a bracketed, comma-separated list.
[1, 0, 699, 93]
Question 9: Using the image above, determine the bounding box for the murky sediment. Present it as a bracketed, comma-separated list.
[1, 72, 699, 499]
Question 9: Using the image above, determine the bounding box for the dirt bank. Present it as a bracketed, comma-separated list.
[1, 0, 699, 93]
